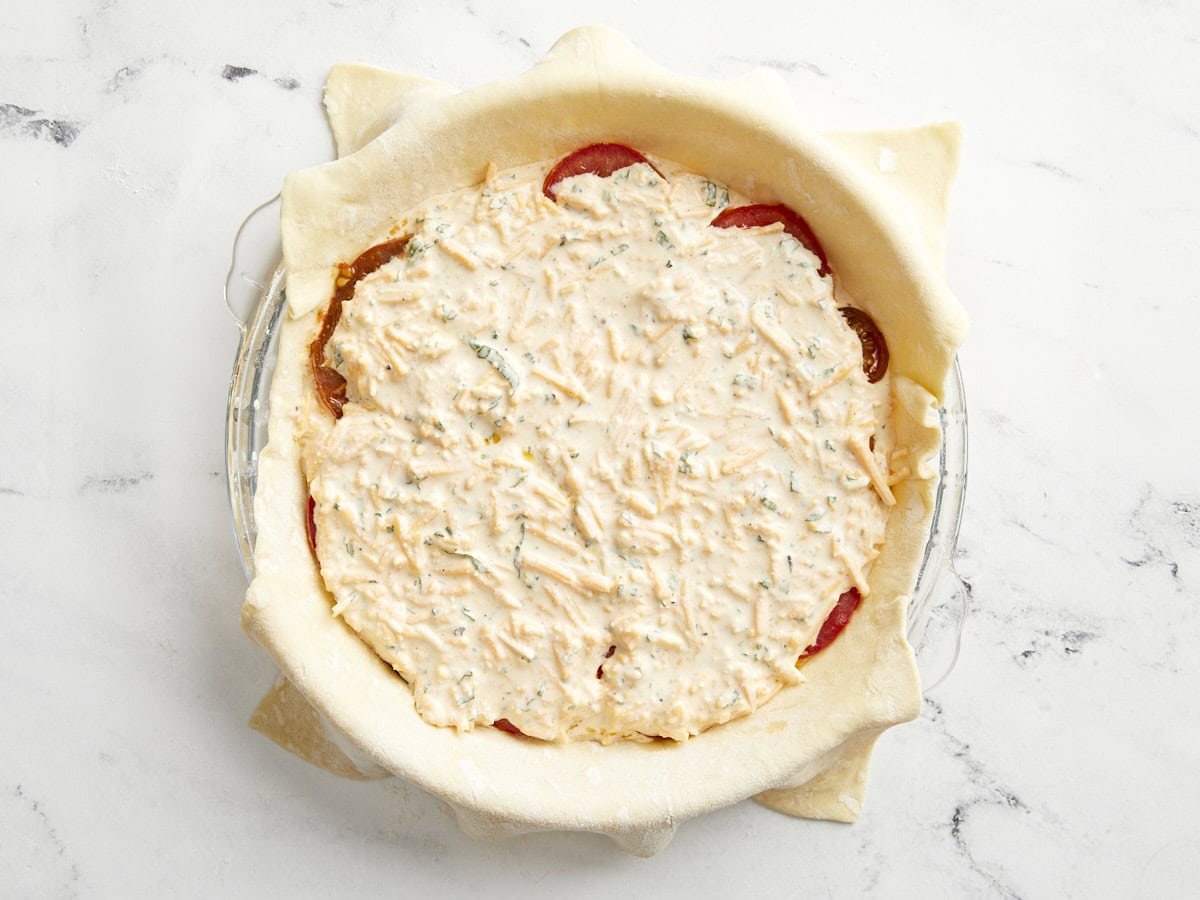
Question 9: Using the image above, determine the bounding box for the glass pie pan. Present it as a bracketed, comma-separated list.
[224, 197, 969, 696]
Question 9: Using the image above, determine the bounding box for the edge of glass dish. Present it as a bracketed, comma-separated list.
[224, 206, 969, 693]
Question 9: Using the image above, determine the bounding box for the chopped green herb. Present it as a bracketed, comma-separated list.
[513, 521, 527, 583]
[446, 550, 489, 574]
[679, 451, 697, 475]
[701, 180, 730, 209]
[468, 339, 520, 395]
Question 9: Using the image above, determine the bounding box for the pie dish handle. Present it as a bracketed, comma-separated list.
[908, 359, 969, 694]
[225, 194, 284, 582]
[911, 559, 968, 694]
[225, 194, 283, 330]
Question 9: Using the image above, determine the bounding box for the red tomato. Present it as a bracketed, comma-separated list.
[492, 718, 523, 735]
[709, 204, 829, 276]
[838, 307, 889, 383]
[310, 237, 412, 419]
[543, 143, 662, 199]
[799, 588, 862, 659]
[305, 494, 318, 558]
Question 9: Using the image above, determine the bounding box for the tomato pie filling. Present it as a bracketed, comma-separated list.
[298, 147, 896, 743]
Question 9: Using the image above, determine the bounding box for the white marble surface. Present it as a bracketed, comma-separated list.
[3, 0, 1198, 895]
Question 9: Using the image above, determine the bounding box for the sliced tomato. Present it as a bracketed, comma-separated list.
[838, 307, 889, 383]
[492, 718, 523, 735]
[310, 236, 411, 419]
[305, 494, 318, 558]
[799, 587, 862, 659]
[710, 204, 829, 276]
[542, 143, 661, 199]
[311, 366, 348, 418]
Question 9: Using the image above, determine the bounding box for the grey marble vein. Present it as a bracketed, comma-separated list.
[222, 64, 258, 81]
[719, 55, 829, 77]
[78, 472, 154, 494]
[1030, 159, 1079, 180]
[463, 3, 536, 56]
[220, 63, 301, 90]
[925, 700, 1031, 899]
[1125, 483, 1197, 585]
[0, 103, 82, 147]
[2, 785, 82, 896]
[105, 60, 147, 93]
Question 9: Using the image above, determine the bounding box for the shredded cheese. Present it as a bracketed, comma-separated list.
[302, 156, 895, 743]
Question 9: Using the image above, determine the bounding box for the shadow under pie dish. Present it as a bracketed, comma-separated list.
[233, 26, 968, 855]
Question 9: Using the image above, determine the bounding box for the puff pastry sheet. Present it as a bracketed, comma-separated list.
[241, 26, 967, 855]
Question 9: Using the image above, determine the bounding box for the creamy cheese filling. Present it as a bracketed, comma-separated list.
[299, 158, 895, 742]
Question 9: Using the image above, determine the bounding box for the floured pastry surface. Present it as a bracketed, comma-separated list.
[241, 26, 966, 848]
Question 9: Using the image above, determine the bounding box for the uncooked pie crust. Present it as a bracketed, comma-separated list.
[241, 26, 967, 855]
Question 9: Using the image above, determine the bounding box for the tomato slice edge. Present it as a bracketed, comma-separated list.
[799, 587, 862, 659]
[543, 143, 662, 199]
[310, 236, 412, 419]
[304, 494, 318, 559]
[710, 203, 829, 276]
[838, 306, 890, 383]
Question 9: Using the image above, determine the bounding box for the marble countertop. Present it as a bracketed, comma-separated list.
[3, 1, 1197, 895]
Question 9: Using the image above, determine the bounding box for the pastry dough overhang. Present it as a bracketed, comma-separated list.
[242, 26, 967, 850]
